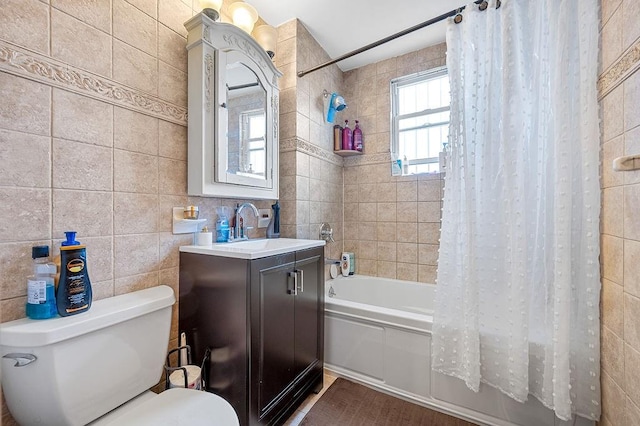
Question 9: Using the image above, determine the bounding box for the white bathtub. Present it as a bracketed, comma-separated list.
[324, 275, 594, 426]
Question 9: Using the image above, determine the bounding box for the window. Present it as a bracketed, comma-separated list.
[239, 109, 266, 176]
[390, 67, 450, 175]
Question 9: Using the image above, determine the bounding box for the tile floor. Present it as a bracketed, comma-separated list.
[283, 371, 338, 426]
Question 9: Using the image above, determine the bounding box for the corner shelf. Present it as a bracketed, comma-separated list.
[172, 207, 207, 234]
[334, 150, 362, 157]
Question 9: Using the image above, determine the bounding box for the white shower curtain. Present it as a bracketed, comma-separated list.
[432, 0, 601, 421]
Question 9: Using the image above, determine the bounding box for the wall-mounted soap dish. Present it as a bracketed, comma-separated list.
[613, 154, 640, 172]
[172, 207, 207, 234]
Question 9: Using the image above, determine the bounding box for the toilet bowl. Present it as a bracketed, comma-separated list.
[0, 285, 239, 426]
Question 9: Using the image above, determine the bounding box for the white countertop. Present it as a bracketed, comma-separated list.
[180, 238, 326, 259]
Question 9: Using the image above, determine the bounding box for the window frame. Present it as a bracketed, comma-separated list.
[390, 66, 449, 175]
[239, 108, 266, 175]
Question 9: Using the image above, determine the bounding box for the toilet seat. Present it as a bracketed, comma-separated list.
[97, 388, 239, 426]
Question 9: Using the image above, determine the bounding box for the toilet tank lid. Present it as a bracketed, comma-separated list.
[0, 285, 175, 348]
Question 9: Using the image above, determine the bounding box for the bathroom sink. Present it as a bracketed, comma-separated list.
[180, 238, 325, 259]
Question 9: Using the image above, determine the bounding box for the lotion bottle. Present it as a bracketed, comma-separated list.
[57, 231, 92, 317]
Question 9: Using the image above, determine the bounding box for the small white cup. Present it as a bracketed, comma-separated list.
[196, 232, 213, 246]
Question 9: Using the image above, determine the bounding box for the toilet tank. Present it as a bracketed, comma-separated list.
[0, 285, 175, 426]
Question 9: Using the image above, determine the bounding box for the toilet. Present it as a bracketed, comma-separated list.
[0, 285, 239, 426]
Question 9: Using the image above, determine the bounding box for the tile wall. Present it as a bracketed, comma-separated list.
[276, 20, 345, 263]
[599, 0, 640, 424]
[0, 0, 271, 423]
[340, 44, 447, 283]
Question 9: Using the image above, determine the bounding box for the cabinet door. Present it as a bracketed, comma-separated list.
[250, 254, 296, 418]
[293, 249, 324, 378]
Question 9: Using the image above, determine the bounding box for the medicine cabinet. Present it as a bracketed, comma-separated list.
[185, 13, 283, 199]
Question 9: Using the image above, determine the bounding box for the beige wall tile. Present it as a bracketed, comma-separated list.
[114, 107, 159, 155]
[418, 180, 442, 202]
[115, 271, 159, 295]
[114, 234, 159, 278]
[52, 189, 113, 237]
[51, 9, 112, 77]
[92, 279, 115, 301]
[623, 0, 640, 51]
[603, 81, 624, 143]
[396, 263, 417, 282]
[625, 70, 640, 132]
[625, 238, 640, 297]
[377, 261, 396, 279]
[158, 62, 187, 106]
[601, 371, 625, 426]
[397, 181, 417, 202]
[159, 121, 187, 161]
[376, 222, 397, 242]
[81, 236, 114, 282]
[601, 6, 623, 72]
[158, 24, 187, 72]
[52, 0, 112, 33]
[114, 0, 157, 56]
[127, 0, 157, 18]
[417, 201, 441, 223]
[602, 279, 624, 337]
[158, 0, 192, 37]
[377, 202, 397, 222]
[358, 184, 377, 203]
[114, 192, 159, 234]
[624, 184, 640, 240]
[418, 243, 439, 266]
[627, 397, 640, 426]
[397, 242, 417, 264]
[418, 222, 440, 244]
[159, 233, 191, 270]
[397, 201, 418, 223]
[418, 264, 437, 284]
[52, 89, 113, 147]
[0, 129, 50, 188]
[114, 149, 159, 193]
[159, 158, 187, 195]
[602, 234, 624, 284]
[397, 222, 417, 243]
[0, 74, 51, 136]
[625, 293, 640, 352]
[159, 266, 179, 299]
[603, 186, 624, 237]
[113, 40, 158, 95]
[377, 183, 397, 202]
[0, 0, 49, 54]
[626, 344, 640, 407]
[0, 188, 51, 242]
[603, 325, 625, 384]
[602, 136, 625, 188]
[1, 296, 27, 322]
[377, 241, 397, 262]
[358, 203, 377, 221]
[53, 139, 112, 190]
[0, 241, 50, 299]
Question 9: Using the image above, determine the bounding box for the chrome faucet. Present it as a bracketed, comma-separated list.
[234, 202, 259, 240]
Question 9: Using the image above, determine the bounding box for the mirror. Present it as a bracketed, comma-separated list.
[185, 14, 282, 199]
[225, 61, 267, 180]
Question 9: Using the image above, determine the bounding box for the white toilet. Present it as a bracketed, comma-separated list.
[0, 285, 239, 426]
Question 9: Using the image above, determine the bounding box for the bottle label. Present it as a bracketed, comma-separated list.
[27, 279, 47, 304]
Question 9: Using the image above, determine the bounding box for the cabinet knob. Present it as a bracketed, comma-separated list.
[220, 102, 227, 108]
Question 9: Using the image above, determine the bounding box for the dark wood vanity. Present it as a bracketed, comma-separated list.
[179, 245, 324, 426]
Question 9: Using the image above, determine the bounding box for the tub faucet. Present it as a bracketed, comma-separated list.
[234, 202, 259, 240]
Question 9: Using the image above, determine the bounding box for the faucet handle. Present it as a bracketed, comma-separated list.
[319, 222, 334, 243]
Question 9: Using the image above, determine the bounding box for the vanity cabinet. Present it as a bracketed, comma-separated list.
[179, 246, 324, 426]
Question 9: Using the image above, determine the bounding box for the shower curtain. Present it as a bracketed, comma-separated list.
[432, 0, 600, 421]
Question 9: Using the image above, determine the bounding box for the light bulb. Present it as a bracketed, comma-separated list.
[228, 2, 258, 34]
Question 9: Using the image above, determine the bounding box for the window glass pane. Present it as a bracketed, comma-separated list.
[391, 67, 449, 175]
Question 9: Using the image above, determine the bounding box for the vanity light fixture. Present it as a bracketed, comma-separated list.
[200, 0, 223, 21]
[253, 24, 278, 58]
[228, 2, 259, 34]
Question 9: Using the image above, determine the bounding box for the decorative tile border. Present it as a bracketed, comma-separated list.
[0, 40, 187, 125]
[279, 137, 396, 168]
[598, 37, 640, 99]
[279, 137, 344, 166]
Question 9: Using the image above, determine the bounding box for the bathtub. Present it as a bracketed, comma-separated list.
[324, 275, 594, 426]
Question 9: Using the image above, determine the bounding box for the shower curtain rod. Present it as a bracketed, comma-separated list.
[296, 0, 485, 78]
